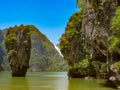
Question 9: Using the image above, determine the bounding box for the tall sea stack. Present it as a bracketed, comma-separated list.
[5, 25, 31, 76]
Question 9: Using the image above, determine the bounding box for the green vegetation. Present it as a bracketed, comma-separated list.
[5, 34, 17, 50]
[107, 36, 119, 50]
[8, 50, 17, 56]
[59, 10, 83, 52]
[60, 0, 120, 78]
[116, 61, 120, 73]
[78, 57, 89, 68]
[76, 0, 83, 9]
[88, 3, 93, 9]
[111, 7, 120, 35]
[59, 9, 95, 77]
[4, 25, 31, 76]
[108, 7, 120, 50]
[77, 0, 111, 10]
[109, 7, 120, 75]
[71, 55, 89, 69]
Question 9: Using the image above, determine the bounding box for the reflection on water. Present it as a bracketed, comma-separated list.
[68, 78, 114, 90]
[0, 72, 116, 90]
[0, 73, 29, 90]
[9, 77, 29, 90]
[26, 72, 68, 90]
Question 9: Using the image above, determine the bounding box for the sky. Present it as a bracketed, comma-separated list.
[0, 0, 77, 45]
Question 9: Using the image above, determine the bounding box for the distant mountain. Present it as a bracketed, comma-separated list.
[0, 25, 67, 71]
[0, 30, 6, 70]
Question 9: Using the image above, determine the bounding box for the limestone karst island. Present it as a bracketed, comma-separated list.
[0, 0, 120, 90]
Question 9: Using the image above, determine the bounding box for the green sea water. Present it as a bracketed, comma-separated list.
[0, 72, 115, 90]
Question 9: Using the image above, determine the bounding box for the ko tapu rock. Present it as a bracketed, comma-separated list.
[5, 25, 31, 76]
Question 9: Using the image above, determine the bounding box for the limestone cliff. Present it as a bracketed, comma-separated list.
[82, 1, 120, 88]
[5, 25, 31, 76]
[60, 0, 120, 78]
[60, 0, 120, 88]
[82, 0, 118, 73]
[60, 10, 96, 78]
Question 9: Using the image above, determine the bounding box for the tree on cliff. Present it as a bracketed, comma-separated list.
[108, 6, 120, 73]
[5, 25, 31, 76]
[110, 7, 120, 40]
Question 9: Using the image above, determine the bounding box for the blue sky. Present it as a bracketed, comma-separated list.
[0, 0, 77, 45]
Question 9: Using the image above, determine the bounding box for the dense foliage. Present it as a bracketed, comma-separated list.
[59, 10, 83, 54]
[76, 0, 83, 8]
[108, 6, 120, 72]
[108, 7, 120, 50]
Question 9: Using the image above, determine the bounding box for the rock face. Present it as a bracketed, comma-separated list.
[60, 0, 120, 88]
[60, 10, 96, 77]
[82, 0, 119, 74]
[82, 0, 120, 88]
[5, 25, 31, 76]
[60, 0, 120, 80]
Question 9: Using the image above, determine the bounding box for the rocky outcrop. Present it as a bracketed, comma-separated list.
[5, 25, 31, 76]
[82, 0, 119, 65]
[60, 0, 120, 81]
[60, 11, 96, 78]
[60, 11, 82, 77]
[82, 0, 120, 88]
